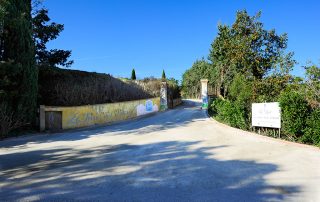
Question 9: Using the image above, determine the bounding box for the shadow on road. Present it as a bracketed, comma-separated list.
[0, 141, 300, 201]
[0, 101, 205, 149]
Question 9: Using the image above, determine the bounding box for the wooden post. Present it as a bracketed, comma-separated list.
[40, 105, 45, 132]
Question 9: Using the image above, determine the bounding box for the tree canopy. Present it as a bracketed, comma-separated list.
[32, 6, 73, 67]
[208, 10, 294, 97]
[182, 58, 213, 98]
[0, 0, 37, 133]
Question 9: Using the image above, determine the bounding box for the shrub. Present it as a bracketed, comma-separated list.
[211, 98, 248, 130]
[0, 104, 24, 138]
[228, 74, 253, 105]
[279, 91, 309, 138]
[302, 108, 320, 146]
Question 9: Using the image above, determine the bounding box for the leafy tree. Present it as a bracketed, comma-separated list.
[0, 0, 37, 128]
[162, 69, 166, 81]
[182, 58, 213, 98]
[209, 10, 292, 97]
[209, 24, 233, 96]
[229, 73, 253, 106]
[167, 77, 181, 99]
[304, 63, 320, 107]
[32, 5, 73, 67]
[131, 68, 136, 80]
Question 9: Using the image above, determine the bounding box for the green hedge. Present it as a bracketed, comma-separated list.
[211, 98, 248, 130]
[279, 91, 309, 138]
[210, 90, 320, 146]
[39, 67, 181, 106]
[39, 67, 156, 106]
[303, 108, 320, 146]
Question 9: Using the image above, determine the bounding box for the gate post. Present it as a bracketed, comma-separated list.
[160, 82, 168, 111]
[201, 79, 209, 109]
[40, 105, 46, 132]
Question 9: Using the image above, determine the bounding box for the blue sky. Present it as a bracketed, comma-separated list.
[44, 0, 320, 80]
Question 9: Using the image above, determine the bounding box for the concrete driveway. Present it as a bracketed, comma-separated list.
[0, 100, 319, 201]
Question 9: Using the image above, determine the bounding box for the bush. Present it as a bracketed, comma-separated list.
[211, 98, 248, 130]
[167, 78, 181, 99]
[0, 104, 24, 138]
[279, 91, 309, 138]
[228, 74, 253, 105]
[302, 108, 320, 146]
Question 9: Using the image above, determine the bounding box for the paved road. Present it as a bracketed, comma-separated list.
[0, 100, 319, 202]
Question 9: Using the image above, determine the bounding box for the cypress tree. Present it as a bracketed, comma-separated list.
[162, 69, 166, 81]
[1, 0, 37, 125]
[131, 68, 136, 80]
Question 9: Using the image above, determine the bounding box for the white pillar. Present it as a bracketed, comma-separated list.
[160, 82, 168, 111]
[201, 79, 208, 109]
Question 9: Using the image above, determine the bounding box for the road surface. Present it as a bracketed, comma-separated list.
[0, 100, 319, 201]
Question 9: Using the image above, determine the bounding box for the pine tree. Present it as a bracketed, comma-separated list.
[131, 68, 136, 80]
[1, 0, 37, 125]
[162, 69, 166, 81]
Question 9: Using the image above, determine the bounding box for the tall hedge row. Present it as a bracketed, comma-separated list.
[39, 67, 181, 106]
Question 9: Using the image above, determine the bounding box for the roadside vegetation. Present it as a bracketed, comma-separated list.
[182, 11, 320, 146]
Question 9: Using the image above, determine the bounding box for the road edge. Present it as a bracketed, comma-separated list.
[205, 109, 320, 151]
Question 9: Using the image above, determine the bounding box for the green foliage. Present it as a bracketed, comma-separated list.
[0, 103, 24, 138]
[0, 0, 38, 130]
[33, 6, 73, 67]
[38, 67, 159, 106]
[304, 64, 320, 108]
[167, 78, 181, 100]
[279, 91, 309, 138]
[229, 74, 253, 105]
[211, 98, 248, 130]
[302, 108, 320, 146]
[182, 58, 213, 98]
[131, 68, 136, 80]
[208, 10, 292, 97]
[201, 10, 319, 146]
[162, 69, 166, 81]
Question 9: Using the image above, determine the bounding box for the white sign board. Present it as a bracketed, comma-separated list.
[252, 102, 281, 128]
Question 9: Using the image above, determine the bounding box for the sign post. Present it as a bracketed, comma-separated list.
[252, 102, 281, 137]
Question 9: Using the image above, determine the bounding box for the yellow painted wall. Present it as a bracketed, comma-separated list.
[44, 97, 160, 130]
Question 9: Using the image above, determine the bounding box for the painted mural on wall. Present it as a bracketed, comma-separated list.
[160, 82, 168, 111]
[201, 87, 208, 109]
[43, 97, 161, 130]
[136, 99, 159, 116]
